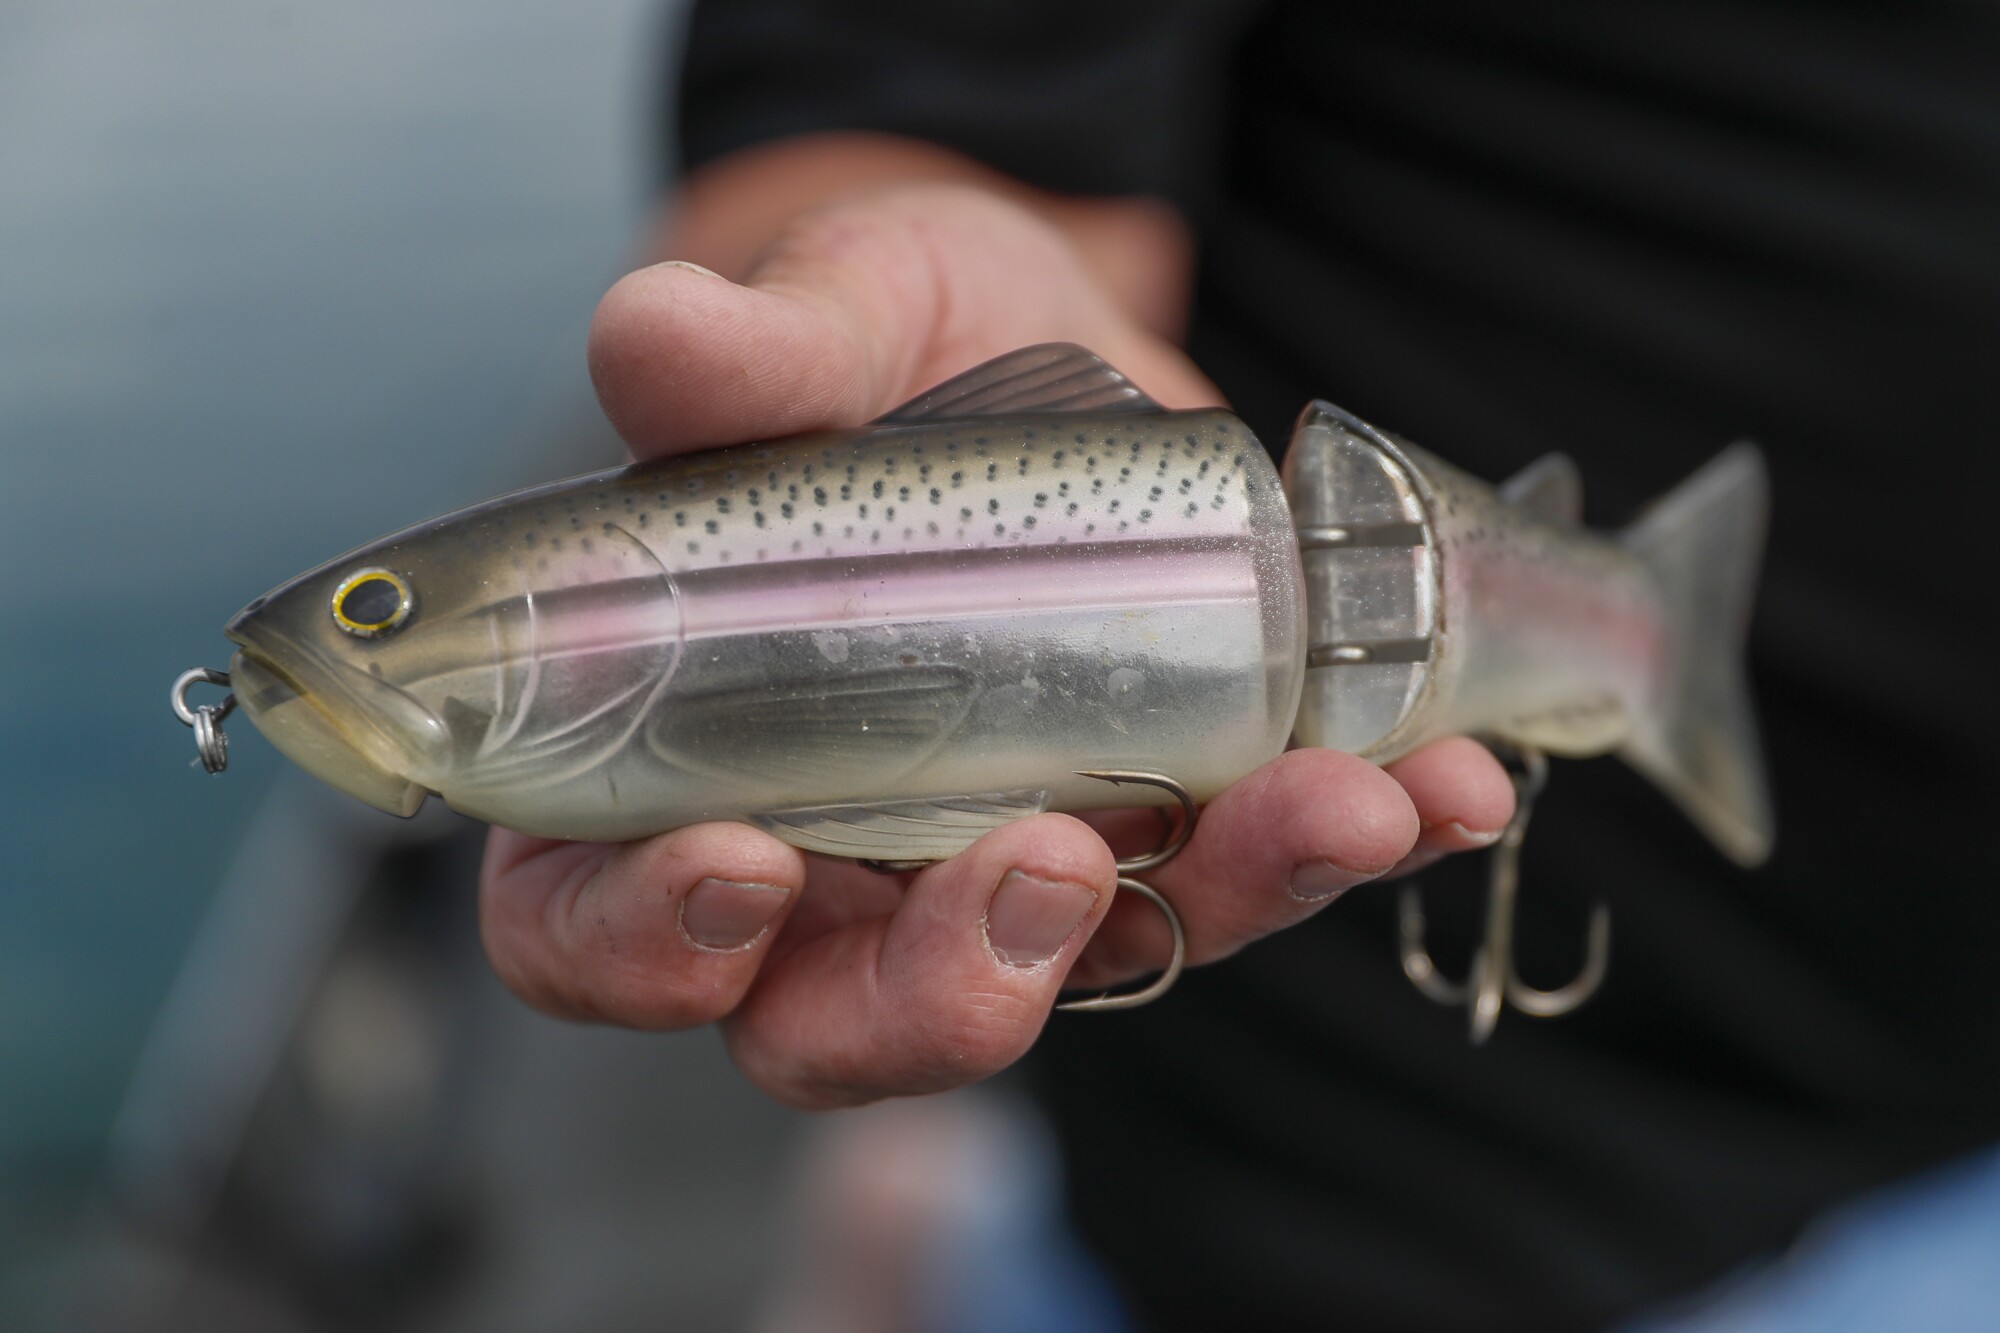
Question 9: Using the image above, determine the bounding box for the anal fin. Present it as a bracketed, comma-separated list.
[1496, 695, 1628, 756]
[752, 789, 1050, 861]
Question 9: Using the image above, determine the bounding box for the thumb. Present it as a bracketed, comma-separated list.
[588, 255, 911, 460]
[588, 184, 1216, 461]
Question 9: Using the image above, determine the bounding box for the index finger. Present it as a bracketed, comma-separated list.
[479, 822, 808, 1029]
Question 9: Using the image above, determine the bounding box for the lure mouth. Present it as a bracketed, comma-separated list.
[226, 644, 436, 818]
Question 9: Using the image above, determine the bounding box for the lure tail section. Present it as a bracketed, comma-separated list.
[1617, 444, 1775, 866]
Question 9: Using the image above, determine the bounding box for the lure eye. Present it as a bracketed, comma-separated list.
[331, 568, 413, 638]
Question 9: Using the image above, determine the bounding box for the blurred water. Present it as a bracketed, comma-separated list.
[0, 0, 662, 1208]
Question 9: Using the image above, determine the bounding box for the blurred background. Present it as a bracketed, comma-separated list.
[9, 5, 1999, 1331]
[0, 2, 835, 1327]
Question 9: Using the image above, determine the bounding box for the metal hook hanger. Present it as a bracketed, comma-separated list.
[1397, 742, 1610, 1044]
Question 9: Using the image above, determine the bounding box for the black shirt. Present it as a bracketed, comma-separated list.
[677, 3, 2000, 1328]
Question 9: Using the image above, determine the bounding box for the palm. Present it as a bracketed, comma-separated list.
[480, 184, 1513, 1109]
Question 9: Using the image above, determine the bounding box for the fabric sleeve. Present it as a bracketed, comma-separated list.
[672, 0, 1252, 218]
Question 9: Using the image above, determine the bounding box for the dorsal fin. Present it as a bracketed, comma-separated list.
[875, 343, 1161, 422]
[1498, 452, 1584, 525]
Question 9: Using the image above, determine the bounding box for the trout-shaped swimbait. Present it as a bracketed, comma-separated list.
[177, 344, 1771, 1017]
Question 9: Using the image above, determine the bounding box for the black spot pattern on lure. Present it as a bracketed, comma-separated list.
[572, 411, 1252, 575]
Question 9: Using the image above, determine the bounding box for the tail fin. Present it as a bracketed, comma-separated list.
[1619, 445, 1775, 866]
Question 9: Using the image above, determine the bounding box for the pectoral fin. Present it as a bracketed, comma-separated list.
[1496, 695, 1629, 756]
[647, 665, 978, 786]
[441, 696, 496, 760]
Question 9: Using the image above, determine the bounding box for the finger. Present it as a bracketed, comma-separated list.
[589, 184, 1218, 458]
[745, 186, 1217, 407]
[1063, 748, 1422, 989]
[588, 255, 905, 456]
[721, 814, 1115, 1110]
[1069, 741, 1517, 986]
[480, 823, 807, 1029]
[1379, 736, 1516, 878]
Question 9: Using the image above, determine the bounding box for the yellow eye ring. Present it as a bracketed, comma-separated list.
[331, 568, 413, 638]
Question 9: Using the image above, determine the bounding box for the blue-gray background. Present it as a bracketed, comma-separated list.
[3, 0, 646, 1156]
[0, 4, 819, 1325]
[1, 0, 639, 1156]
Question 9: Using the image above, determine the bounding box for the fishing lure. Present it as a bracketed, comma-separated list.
[174, 344, 1771, 1029]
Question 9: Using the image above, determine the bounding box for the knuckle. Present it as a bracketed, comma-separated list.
[720, 1020, 870, 1111]
[585, 959, 738, 1031]
[547, 867, 745, 1030]
[478, 898, 582, 1021]
[481, 946, 580, 1022]
[899, 989, 1044, 1087]
[721, 987, 1044, 1110]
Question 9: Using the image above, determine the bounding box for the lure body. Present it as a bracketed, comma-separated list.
[225, 347, 1305, 857]
[220, 345, 1771, 866]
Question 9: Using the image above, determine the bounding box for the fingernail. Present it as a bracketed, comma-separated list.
[1288, 860, 1388, 904]
[680, 878, 791, 951]
[1424, 821, 1504, 853]
[656, 259, 725, 281]
[984, 871, 1097, 969]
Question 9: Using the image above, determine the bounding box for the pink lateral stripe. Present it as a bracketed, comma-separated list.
[674, 539, 1260, 641]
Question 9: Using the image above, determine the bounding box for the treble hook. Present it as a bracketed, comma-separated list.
[1397, 742, 1610, 1044]
[854, 770, 1193, 1013]
[1054, 769, 1193, 1013]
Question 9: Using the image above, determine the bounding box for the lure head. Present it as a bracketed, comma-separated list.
[224, 475, 683, 822]
[224, 528, 492, 817]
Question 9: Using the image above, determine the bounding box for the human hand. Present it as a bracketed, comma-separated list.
[480, 182, 1514, 1108]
